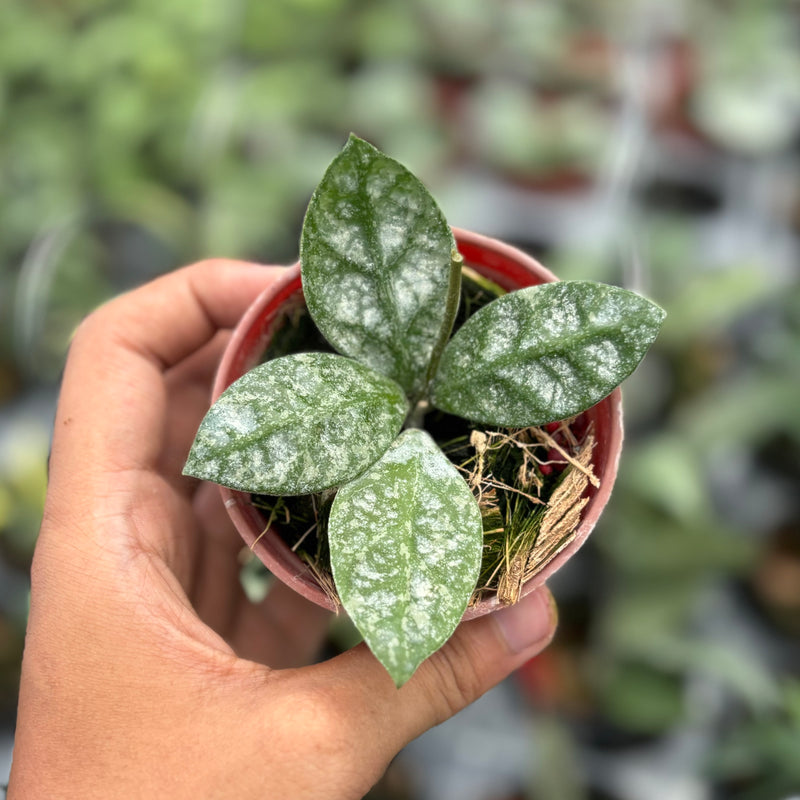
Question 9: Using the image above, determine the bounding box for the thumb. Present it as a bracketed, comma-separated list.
[301, 585, 557, 771]
[395, 584, 557, 737]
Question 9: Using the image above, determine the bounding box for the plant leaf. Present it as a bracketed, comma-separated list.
[300, 134, 456, 395]
[184, 353, 408, 495]
[430, 281, 666, 427]
[328, 428, 483, 687]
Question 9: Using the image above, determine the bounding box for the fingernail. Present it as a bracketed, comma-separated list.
[493, 587, 557, 654]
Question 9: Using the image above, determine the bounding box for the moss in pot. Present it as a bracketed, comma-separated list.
[184, 135, 665, 687]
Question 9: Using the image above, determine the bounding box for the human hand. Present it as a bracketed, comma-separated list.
[9, 260, 557, 800]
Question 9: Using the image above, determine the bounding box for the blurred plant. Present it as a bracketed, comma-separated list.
[689, 2, 800, 154]
[677, 281, 800, 453]
[0, 0, 369, 379]
[465, 80, 613, 189]
[708, 680, 800, 800]
[0, 420, 47, 725]
[0, 420, 48, 571]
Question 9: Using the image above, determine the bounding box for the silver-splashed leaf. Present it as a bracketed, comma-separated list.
[183, 353, 409, 495]
[430, 281, 666, 427]
[301, 134, 456, 394]
[329, 428, 483, 687]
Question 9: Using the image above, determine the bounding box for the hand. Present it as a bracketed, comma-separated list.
[9, 260, 557, 799]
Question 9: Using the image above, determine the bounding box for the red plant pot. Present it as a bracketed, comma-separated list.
[213, 228, 624, 618]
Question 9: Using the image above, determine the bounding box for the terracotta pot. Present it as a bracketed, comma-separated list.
[213, 228, 624, 618]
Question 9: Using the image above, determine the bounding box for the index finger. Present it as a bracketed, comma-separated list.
[50, 260, 285, 489]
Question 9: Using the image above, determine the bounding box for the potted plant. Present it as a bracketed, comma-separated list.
[184, 135, 664, 687]
[464, 78, 613, 192]
[686, 3, 800, 156]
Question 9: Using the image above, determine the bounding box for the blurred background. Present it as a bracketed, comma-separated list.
[2, 0, 800, 797]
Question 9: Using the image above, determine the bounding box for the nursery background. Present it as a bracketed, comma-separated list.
[2, 1, 800, 798]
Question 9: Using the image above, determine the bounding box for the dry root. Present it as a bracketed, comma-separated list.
[468, 422, 597, 606]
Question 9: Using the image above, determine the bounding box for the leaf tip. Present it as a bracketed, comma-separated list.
[389, 666, 416, 689]
[181, 456, 214, 488]
[344, 131, 375, 155]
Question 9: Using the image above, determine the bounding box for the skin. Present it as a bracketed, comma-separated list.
[9, 260, 557, 800]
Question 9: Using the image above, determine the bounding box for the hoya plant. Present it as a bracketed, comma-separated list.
[184, 135, 665, 686]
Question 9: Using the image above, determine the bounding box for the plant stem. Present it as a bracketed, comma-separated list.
[405, 398, 430, 429]
[425, 248, 463, 388]
[405, 249, 463, 428]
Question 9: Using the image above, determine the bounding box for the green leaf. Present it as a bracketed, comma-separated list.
[184, 353, 408, 495]
[329, 428, 483, 687]
[300, 134, 456, 394]
[430, 281, 666, 427]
